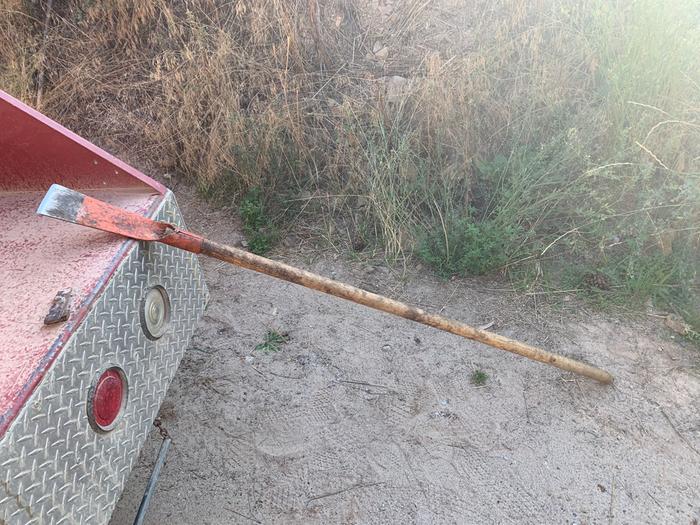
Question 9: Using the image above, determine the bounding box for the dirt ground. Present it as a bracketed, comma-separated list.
[110, 187, 700, 524]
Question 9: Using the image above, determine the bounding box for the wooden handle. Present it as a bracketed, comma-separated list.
[200, 240, 613, 384]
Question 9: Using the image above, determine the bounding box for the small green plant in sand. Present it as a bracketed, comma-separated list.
[470, 370, 489, 386]
[240, 188, 278, 255]
[254, 330, 288, 353]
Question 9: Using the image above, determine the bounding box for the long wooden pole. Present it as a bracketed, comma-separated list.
[201, 240, 613, 384]
[38, 184, 614, 384]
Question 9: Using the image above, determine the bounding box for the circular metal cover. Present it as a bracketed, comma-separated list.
[140, 286, 171, 340]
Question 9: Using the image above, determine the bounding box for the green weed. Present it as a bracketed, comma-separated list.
[240, 188, 278, 255]
[254, 330, 288, 353]
[470, 370, 489, 386]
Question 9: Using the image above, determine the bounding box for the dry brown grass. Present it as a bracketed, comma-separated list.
[3, 0, 601, 192]
[1, 0, 699, 320]
[0, 0, 39, 101]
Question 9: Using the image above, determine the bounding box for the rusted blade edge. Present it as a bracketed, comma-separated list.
[37, 184, 168, 241]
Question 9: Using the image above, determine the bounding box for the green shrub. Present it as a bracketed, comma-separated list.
[418, 213, 519, 277]
[240, 188, 278, 255]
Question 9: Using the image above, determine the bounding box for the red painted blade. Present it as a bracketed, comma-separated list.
[37, 184, 203, 252]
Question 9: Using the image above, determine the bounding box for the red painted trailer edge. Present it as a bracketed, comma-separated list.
[0, 89, 166, 193]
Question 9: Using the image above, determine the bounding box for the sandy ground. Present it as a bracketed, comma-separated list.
[110, 188, 700, 525]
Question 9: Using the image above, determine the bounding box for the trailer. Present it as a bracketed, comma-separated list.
[0, 90, 208, 524]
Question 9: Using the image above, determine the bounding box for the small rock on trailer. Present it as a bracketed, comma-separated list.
[0, 89, 208, 524]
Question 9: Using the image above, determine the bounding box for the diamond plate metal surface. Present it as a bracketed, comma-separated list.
[0, 192, 208, 524]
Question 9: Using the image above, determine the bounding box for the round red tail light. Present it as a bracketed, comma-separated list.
[88, 367, 127, 432]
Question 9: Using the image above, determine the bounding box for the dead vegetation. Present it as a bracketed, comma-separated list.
[1, 0, 699, 328]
